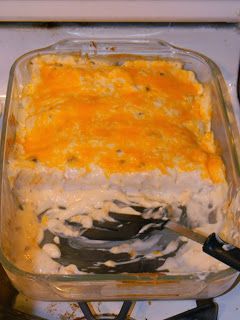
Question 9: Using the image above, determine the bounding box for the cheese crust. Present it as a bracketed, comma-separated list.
[13, 55, 225, 182]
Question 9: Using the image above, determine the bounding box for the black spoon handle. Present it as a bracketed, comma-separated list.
[203, 233, 240, 271]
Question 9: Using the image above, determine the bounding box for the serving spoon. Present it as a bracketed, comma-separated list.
[62, 211, 240, 272]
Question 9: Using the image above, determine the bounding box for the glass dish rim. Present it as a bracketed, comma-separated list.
[0, 37, 238, 284]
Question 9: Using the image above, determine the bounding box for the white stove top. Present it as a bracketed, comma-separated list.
[13, 282, 240, 319]
[0, 23, 240, 320]
[1, 0, 240, 22]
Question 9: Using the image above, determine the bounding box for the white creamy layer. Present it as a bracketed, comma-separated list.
[10, 164, 227, 224]
[6, 163, 230, 275]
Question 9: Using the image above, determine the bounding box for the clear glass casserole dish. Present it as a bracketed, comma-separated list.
[0, 39, 240, 301]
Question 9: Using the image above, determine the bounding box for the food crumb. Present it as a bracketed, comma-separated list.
[42, 243, 61, 259]
[53, 236, 60, 244]
[104, 260, 116, 267]
[60, 311, 76, 320]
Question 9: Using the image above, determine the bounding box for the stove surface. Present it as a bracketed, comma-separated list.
[0, 22, 239, 320]
[13, 283, 240, 320]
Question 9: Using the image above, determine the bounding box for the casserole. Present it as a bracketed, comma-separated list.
[0, 39, 239, 301]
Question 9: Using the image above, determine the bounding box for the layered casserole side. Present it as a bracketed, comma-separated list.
[6, 55, 229, 274]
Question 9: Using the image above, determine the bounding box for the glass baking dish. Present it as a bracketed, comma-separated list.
[0, 39, 240, 301]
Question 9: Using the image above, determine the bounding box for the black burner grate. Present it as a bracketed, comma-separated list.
[78, 299, 218, 320]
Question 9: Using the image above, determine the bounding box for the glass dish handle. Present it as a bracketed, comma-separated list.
[43, 38, 179, 54]
[44, 38, 88, 51]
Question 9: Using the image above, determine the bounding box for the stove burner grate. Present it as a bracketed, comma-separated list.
[78, 299, 218, 320]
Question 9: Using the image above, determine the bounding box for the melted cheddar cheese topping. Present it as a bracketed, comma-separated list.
[15, 56, 225, 182]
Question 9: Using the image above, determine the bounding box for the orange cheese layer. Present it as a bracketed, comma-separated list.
[16, 57, 225, 182]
